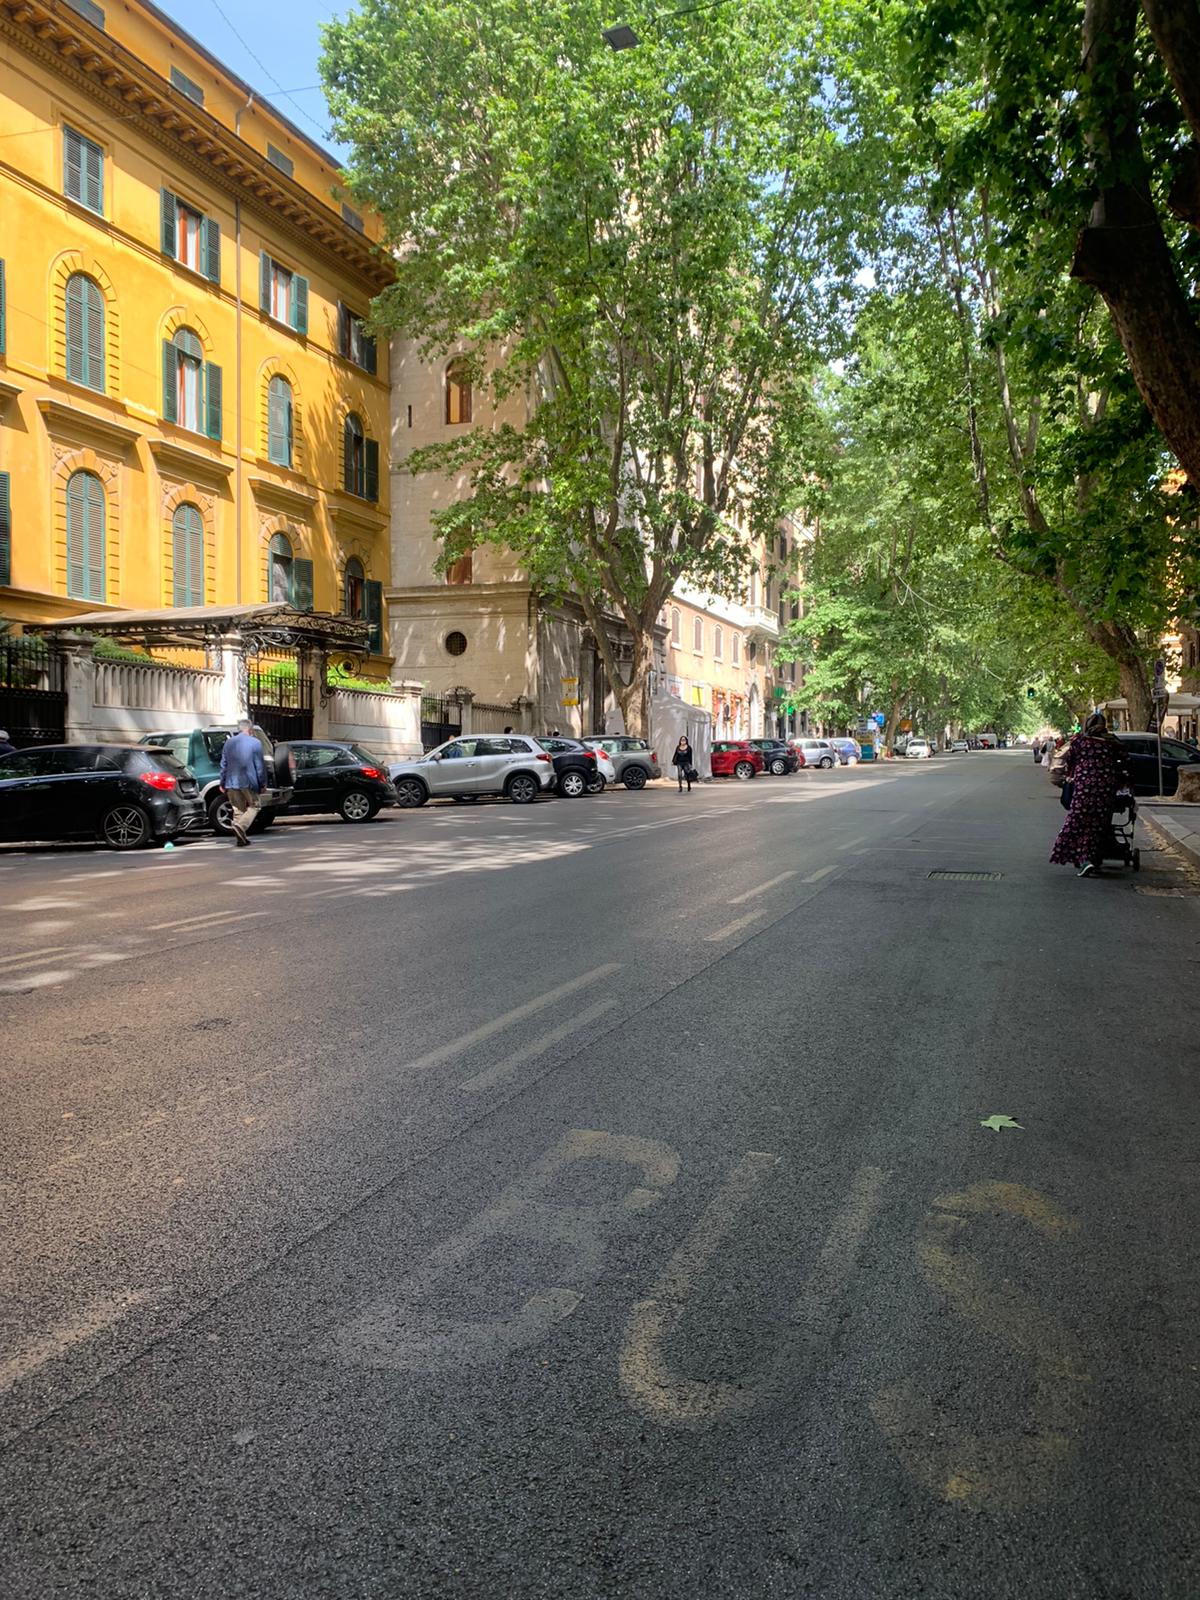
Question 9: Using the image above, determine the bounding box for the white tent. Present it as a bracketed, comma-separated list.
[648, 694, 713, 778]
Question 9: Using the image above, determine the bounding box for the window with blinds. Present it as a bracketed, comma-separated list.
[343, 414, 379, 502]
[63, 126, 103, 213]
[160, 190, 220, 282]
[171, 504, 204, 606]
[337, 302, 377, 375]
[66, 470, 105, 601]
[162, 328, 222, 440]
[64, 273, 105, 392]
[267, 376, 294, 468]
[259, 253, 308, 335]
[0, 472, 10, 589]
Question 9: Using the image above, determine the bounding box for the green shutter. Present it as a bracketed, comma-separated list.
[84, 279, 104, 392]
[259, 251, 271, 314]
[362, 331, 377, 377]
[365, 579, 383, 653]
[160, 188, 177, 257]
[86, 139, 103, 212]
[204, 361, 222, 441]
[201, 215, 220, 284]
[66, 471, 105, 601]
[64, 126, 83, 201]
[267, 378, 290, 466]
[0, 473, 10, 588]
[65, 276, 85, 383]
[337, 301, 349, 358]
[291, 274, 309, 336]
[0, 259, 6, 354]
[162, 339, 178, 423]
[343, 416, 355, 492]
[65, 275, 103, 391]
[364, 437, 380, 503]
[290, 557, 314, 613]
[172, 504, 203, 606]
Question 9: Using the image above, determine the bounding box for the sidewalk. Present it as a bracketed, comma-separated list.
[1140, 800, 1200, 873]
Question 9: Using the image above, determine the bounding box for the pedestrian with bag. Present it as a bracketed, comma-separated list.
[1050, 713, 1128, 878]
[218, 718, 268, 847]
[672, 735, 696, 793]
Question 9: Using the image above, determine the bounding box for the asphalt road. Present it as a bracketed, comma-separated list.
[1, 753, 1198, 1599]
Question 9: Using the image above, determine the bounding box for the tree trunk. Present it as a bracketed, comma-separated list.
[1116, 656, 1154, 731]
[1071, 0, 1200, 486]
[883, 697, 904, 754]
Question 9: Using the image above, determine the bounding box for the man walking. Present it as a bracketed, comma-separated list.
[218, 718, 267, 846]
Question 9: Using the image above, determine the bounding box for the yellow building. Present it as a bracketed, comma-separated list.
[0, 0, 393, 667]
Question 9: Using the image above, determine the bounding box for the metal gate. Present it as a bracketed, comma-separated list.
[421, 694, 461, 750]
[0, 636, 66, 748]
[248, 656, 314, 743]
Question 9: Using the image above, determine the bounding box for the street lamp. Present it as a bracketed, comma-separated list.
[602, 0, 730, 50]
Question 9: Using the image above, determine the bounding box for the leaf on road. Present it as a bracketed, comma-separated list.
[980, 1114, 1024, 1132]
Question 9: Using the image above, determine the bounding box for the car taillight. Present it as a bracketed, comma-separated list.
[584, 751, 596, 762]
[140, 770, 177, 791]
[651, 752, 657, 762]
[537, 753, 552, 762]
[358, 766, 385, 779]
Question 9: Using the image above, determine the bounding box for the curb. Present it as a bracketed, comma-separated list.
[1141, 808, 1200, 877]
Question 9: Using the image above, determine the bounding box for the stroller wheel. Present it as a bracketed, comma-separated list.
[1133, 848, 1141, 872]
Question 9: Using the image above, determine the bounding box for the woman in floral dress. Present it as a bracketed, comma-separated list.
[1050, 713, 1129, 877]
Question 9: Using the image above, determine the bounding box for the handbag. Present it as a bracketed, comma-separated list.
[684, 765, 699, 782]
[1059, 779, 1073, 810]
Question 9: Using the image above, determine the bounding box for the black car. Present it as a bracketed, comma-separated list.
[0, 744, 204, 850]
[747, 738, 801, 775]
[537, 737, 602, 797]
[286, 740, 398, 822]
[1112, 732, 1200, 796]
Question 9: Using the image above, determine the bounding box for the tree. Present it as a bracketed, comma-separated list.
[321, 0, 864, 732]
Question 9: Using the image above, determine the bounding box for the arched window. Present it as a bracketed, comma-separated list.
[66, 470, 105, 601]
[692, 616, 704, 654]
[714, 625, 724, 662]
[267, 375, 293, 468]
[343, 412, 365, 497]
[269, 531, 293, 605]
[172, 327, 203, 432]
[446, 358, 472, 425]
[671, 607, 681, 646]
[344, 555, 365, 618]
[171, 503, 204, 607]
[65, 273, 105, 391]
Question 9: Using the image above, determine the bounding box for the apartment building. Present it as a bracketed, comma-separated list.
[0, 0, 392, 666]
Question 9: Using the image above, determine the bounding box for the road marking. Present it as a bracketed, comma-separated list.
[0, 969, 74, 994]
[0, 945, 73, 970]
[870, 1182, 1087, 1512]
[838, 836, 867, 851]
[802, 865, 838, 883]
[704, 909, 766, 942]
[620, 1161, 886, 1429]
[401, 964, 622, 1075]
[149, 909, 269, 931]
[460, 997, 620, 1094]
[727, 871, 796, 905]
[0, 1291, 149, 1395]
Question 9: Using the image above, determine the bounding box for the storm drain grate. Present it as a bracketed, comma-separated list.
[928, 869, 1004, 881]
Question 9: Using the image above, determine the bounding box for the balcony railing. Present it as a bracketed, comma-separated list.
[744, 605, 780, 640]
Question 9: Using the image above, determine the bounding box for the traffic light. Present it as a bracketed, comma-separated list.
[1026, 687, 1036, 699]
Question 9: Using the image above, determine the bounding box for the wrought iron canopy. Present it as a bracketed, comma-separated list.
[32, 603, 371, 654]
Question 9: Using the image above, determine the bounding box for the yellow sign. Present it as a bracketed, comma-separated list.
[561, 699, 580, 708]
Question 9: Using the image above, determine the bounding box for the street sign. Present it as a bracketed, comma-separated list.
[872, 712, 885, 727]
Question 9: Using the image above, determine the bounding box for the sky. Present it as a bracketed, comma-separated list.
[152, 0, 351, 161]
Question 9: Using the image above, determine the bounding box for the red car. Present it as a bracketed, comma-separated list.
[711, 740, 765, 780]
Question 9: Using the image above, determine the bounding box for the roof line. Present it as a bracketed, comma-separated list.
[133, 0, 345, 172]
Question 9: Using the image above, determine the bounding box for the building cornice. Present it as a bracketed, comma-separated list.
[37, 395, 142, 455]
[0, 0, 395, 294]
[328, 496, 388, 537]
[0, 378, 22, 411]
[248, 474, 319, 519]
[147, 437, 233, 490]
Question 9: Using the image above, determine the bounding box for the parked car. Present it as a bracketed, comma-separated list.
[951, 739, 970, 754]
[538, 737, 602, 797]
[137, 725, 293, 834]
[828, 738, 860, 766]
[583, 736, 662, 789]
[286, 740, 397, 822]
[588, 744, 618, 792]
[747, 738, 801, 775]
[389, 735, 555, 807]
[711, 740, 765, 780]
[906, 738, 933, 759]
[1112, 732, 1200, 797]
[793, 737, 838, 769]
[0, 743, 204, 850]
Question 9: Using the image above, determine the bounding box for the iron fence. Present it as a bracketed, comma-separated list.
[421, 694, 462, 750]
[0, 635, 66, 747]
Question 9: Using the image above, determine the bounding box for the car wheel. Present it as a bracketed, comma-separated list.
[207, 794, 234, 835]
[819, 756, 834, 769]
[395, 777, 429, 809]
[101, 804, 152, 850]
[506, 772, 539, 804]
[340, 789, 375, 823]
[585, 773, 606, 794]
[734, 761, 755, 781]
[560, 770, 587, 798]
[770, 758, 787, 775]
[623, 766, 648, 790]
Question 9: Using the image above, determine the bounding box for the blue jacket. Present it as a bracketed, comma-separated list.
[219, 731, 268, 792]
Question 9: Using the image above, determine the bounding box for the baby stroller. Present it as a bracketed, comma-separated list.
[1101, 787, 1140, 872]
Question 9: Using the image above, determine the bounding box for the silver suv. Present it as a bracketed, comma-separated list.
[794, 737, 837, 769]
[582, 736, 662, 789]
[389, 735, 555, 807]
